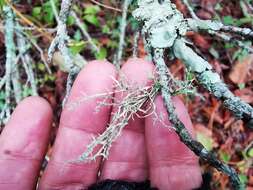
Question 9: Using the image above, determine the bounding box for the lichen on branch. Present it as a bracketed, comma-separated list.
[132, 0, 253, 189]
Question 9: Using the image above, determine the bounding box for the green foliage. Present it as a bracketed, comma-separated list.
[67, 15, 75, 26]
[223, 16, 235, 25]
[83, 5, 100, 27]
[73, 30, 82, 41]
[232, 47, 250, 62]
[248, 148, 253, 158]
[196, 132, 213, 151]
[38, 62, 46, 72]
[238, 83, 246, 90]
[238, 174, 248, 187]
[95, 47, 107, 60]
[22, 86, 33, 97]
[219, 150, 231, 163]
[32, 7, 42, 20]
[37, 73, 56, 87]
[223, 15, 253, 26]
[69, 41, 86, 55]
[31, 0, 72, 26]
[32, 0, 59, 25]
[102, 25, 110, 34]
[0, 0, 6, 11]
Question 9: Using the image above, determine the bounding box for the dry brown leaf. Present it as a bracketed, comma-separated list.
[234, 88, 253, 104]
[229, 54, 253, 84]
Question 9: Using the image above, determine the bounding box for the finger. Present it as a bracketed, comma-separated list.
[0, 97, 52, 190]
[100, 58, 155, 181]
[39, 61, 117, 190]
[145, 96, 202, 190]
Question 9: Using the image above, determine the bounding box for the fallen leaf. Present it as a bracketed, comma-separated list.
[195, 124, 215, 151]
[234, 88, 253, 104]
[229, 54, 253, 84]
[193, 33, 210, 50]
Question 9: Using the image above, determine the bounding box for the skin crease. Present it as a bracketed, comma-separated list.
[0, 59, 202, 190]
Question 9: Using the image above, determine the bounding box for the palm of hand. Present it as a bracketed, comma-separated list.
[0, 59, 201, 190]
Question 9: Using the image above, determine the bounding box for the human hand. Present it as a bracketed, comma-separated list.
[0, 59, 202, 190]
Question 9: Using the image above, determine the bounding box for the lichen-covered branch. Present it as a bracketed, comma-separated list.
[133, 31, 140, 57]
[133, 0, 252, 188]
[173, 38, 253, 127]
[48, 0, 75, 72]
[208, 30, 253, 53]
[153, 48, 242, 189]
[134, 0, 253, 128]
[221, 25, 253, 39]
[181, 0, 198, 19]
[187, 18, 253, 40]
[3, 5, 16, 120]
[16, 25, 38, 96]
[11, 55, 22, 103]
[48, 0, 80, 107]
[183, 0, 253, 40]
[114, 0, 132, 69]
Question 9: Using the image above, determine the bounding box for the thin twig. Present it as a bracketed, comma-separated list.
[16, 24, 38, 96]
[133, 31, 140, 57]
[208, 30, 253, 53]
[182, 0, 199, 19]
[114, 0, 132, 69]
[173, 38, 253, 128]
[221, 25, 253, 39]
[50, 0, 60, 23]
[89, 0, 122, 12]
[3, 5, 15, 120]
[0, 76, 6, 90]
[71, 11, 99, 53]
[47, 0, 80, 107]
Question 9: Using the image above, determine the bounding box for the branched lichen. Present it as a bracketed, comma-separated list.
[73, 79, 160, 162]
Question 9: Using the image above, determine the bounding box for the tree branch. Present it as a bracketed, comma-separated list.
[173, 38, 253, 128]
[153, 48, 242, 189]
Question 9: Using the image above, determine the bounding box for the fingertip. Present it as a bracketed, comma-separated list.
[6, 96, 53, 129]
[66, 60, 117, 105]
[77, 60, 117, 82]
[120, 58, 155, 86]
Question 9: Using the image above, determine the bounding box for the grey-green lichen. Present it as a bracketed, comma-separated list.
[172, 37, 253, 123]
[187, 19, 223, 31]
[133, 0, 187, 48]
[133, 0, 253, 125]
[173, 39, 212, 73]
